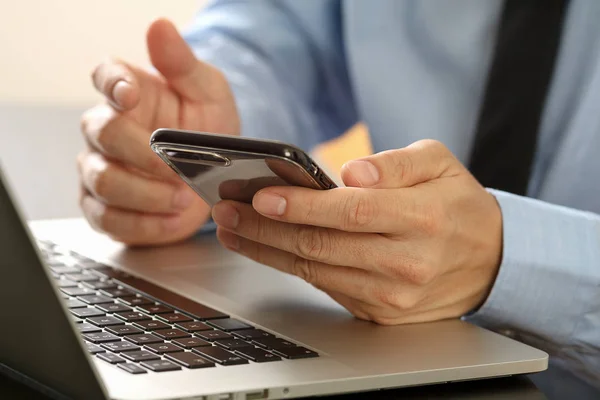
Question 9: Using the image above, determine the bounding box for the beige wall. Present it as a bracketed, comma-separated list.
[0, 0, 205, 106]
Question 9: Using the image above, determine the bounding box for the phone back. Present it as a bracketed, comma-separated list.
[154, 146, 331, 205]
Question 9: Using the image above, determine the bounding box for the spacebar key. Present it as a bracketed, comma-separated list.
[94, 267, 228, 320]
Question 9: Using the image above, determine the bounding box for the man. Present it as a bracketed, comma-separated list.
[77, 1, 599, 398]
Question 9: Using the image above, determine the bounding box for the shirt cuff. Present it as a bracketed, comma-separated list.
[464, 189, 594, 351]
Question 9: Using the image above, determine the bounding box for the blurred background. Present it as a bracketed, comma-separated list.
[0, 0, 371, 221]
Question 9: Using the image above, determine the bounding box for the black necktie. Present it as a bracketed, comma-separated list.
[468, 0, 569, 195]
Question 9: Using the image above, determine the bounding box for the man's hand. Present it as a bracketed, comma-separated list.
[211, 140, 503, 325]
[78, 18, 239, 246]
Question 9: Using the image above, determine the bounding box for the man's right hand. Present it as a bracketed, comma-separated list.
[78, 18, 239, 246]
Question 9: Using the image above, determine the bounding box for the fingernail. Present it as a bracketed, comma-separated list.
[112, 80, 131, 107]
[253, 192, 286, 216]
[345, 160, 379, 187]
[163, 215, 181, 232]
[172, 188, 194, 210]
[212, 203, 240, 229]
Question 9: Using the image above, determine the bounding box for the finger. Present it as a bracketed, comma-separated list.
[91, 60, 140, 110]
[216, 228, 395, 306]
[212, 200, 392, 271]
[77, 151, 195, 214]
[80, 104, 177, 181]
[252, 186, 423, 233]
[146, 18, 231, 103]
[80, 192, 182, 245]
[341, 139, 461, 189]
[324, 290, 373, 322]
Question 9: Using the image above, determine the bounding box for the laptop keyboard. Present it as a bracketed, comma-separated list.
[37, 240, 318, 374]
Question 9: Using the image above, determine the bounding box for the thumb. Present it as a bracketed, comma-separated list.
[146, 18, 229, 102]
[341, 139, 459, 189]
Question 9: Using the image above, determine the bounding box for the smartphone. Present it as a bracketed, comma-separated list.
[149, 129, 337, 206]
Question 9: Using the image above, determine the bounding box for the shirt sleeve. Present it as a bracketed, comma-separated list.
[465, 189, 600, 389]
[181, 0, 358, 151]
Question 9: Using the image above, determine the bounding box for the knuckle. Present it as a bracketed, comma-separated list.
[81, 106, 120, 153]
[417, 202, 444, 236]
[395, 258, 435, 286]
[418, 139, 448, 156]
[370, 285, 419, 310]
[91, 164, 112, 200]
[387, 149, 414, 182]
[344, 193, 377, 230]
[291, 257, 317, 284]
[294, 227, 331, 261]
[95, 118, 119, 154]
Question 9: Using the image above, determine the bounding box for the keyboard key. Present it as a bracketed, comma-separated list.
[272, 346, 319, 360]
[83, 332, 121, 344]
[196, 330, 233, 342]
[51, 266, 81, 275]
[71, 307, 105, 319]
[118, 363, 147, 375]
[235, 347, 281, 363]
[215, 339, 252, 351]
[207, 318, 252, 332]
[65, 299, 87, 308]
[192, 347, 248, 366]
[85, 342, 105, 354]
[78, 323, 102, 333]
[106, 325, 143, 336]
[96, 303, 132, 313]
[97, 353, 126, 364]
[121, 350, 160, 362]
[61, 287, 94, 297]
[140, 360, 181, 372]
[166, 352, 215, 369]
[81, 280, 118, 290]
[252, 338, 297, 350]
[101, 341, 140, 353]
[137, 304, 173, 315]
[132, 320, 170, 331]
[153, 329, 190, 340]
[171, 337, 211, 349]
[50, 271, 60, 279]
[124, 334, 162, 345]
[87, 316, 125, 327]
[156, 313, 193, 324]
[118, 296, 154, 306]
[232, 329, 275, 341]
[175, 321, 212, 332]
[56, 279, 78, 288]
[70, 315, 83, 324]
[144, 343, 184, 354]
[100, 288, 135, 298]
[114, 311, 151, 322]
[64, 273, 100, 282]
[77, 295, 114, 305]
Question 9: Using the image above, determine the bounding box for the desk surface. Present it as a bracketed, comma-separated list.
[1, 373, 545, 400]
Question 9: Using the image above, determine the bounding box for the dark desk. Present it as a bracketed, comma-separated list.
[2, 373, 546, 400]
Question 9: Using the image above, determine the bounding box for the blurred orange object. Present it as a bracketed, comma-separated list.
[313, 123, 373, 178]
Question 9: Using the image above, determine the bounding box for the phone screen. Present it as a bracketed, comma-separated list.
[157, 147, 332, 205]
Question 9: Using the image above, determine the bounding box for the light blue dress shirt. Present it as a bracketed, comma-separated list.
[183, 1, 600, 398]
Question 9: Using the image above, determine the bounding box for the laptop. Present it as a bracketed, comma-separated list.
[0, 166, 548, 400]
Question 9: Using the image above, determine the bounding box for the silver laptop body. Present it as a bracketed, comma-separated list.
[0, 167, 548, 400]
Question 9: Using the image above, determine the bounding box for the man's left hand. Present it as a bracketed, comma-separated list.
[212, 140, 503, 325]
